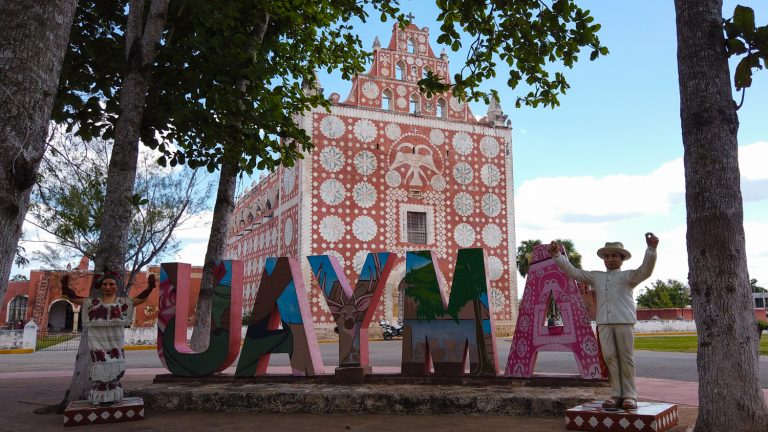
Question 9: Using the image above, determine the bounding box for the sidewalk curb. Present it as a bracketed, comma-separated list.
[0, 348, 34, 354]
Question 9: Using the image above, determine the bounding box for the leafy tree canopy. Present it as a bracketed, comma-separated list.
[10, 274, 28, 282]
[53, 0, 405, 175]
[637, 279, 691, 309]
[419, 0, 608, 108]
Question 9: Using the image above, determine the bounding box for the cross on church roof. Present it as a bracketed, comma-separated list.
[406, 12, 415, 23]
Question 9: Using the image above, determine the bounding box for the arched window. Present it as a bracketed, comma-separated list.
[411, 66, 417, 79]
[382, 89, 393, 110]
[437, 98, 447, 118]
[7, 296, 28, 323]
[410, 94, 420, 114]
[407, 39, 415, 54]
[395, 62, 405, 81]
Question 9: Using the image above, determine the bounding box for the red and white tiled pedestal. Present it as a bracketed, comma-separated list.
[565, 401, 678, 432]
[63, 397, 144, 427]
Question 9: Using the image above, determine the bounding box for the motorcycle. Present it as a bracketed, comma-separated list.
[380, 319, 404, 340]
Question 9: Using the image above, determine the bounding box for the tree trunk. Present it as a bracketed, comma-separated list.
[674, 1, 768, 430]
[67, 0, 171, 403]
[0, 0, 77, 304]
[190, 159, 238, 350]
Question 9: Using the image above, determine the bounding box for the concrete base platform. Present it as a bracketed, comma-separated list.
[132, 374, 610, 416]
[63, 397, 145, 427]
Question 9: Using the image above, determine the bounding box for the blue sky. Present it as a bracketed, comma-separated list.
[17, 2, 768, 299]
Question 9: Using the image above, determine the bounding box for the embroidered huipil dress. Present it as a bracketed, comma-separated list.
[82, 296, 134, 404]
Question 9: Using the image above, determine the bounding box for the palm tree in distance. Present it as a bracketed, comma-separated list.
[516, 238, 582, 278]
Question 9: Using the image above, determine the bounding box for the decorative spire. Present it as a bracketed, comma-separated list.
[440, 48, 448, 61]
[485, 95, 509, 127]
[373, 36, 381, 51]
[302, 70, 323, 96]
[406, 12, 415, 24]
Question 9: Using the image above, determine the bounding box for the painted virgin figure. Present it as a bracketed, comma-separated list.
[61, 272, 155, 405]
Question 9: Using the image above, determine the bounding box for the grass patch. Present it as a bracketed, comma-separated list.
[36, 334, 76, 350]
[635, 334, 768, 355]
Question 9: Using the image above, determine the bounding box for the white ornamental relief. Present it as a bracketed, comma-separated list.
[320, 179, 346, 205]
[418, 44, 427, 54]
[396, 97, 407, 108]
[430, 174, 446, 192]
[480, 164, 501, 187]
[319, 146, 345, 172]
[385, 170, 402, 188]
[487, 256, 503, 281]
[481, 193, 501, 217]
[396, 85, 407, 96]
[284, 218, 294, 246]
[353, 251, 370, 273]
[362, 81, 379, 99]
[282, 168, 295, 194]
[429, 129, 445, 146]
[354, 150, 377, 176]
[453, 192, 474, 216]
[320, 215, 345, 242]
[490, 288, 506, 312]
[453, 162, 473, 185]
[449, 96, 465, 112]
[480, 136, 500, 158]
[454, 223, 476, 248]
[382, 68, 390, 76]
[320, 115, 345, 139]
[352, 216, 377, 241]
[452, 132, 473, 155]
[391, 143, 441, 187]
[352, 182, 377, 208]
[385, 123, 401, 140]
[482, 224, 502, 248]
[353, 119, 377, 143]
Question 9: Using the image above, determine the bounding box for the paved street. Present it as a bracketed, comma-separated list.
[3, 339, 767, 386]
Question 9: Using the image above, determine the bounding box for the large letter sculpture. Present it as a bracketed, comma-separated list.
[505, 243, 605, 379]
[236, 257, 324, 376]
[308, 252, 395, 374]
[157, 261, 243, 376]
[401, 248, 498, 377]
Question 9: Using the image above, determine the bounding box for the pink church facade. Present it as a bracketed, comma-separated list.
[226, 21, 518, 337]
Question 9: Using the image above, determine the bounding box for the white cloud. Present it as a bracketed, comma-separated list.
[514, 140, 768, 297]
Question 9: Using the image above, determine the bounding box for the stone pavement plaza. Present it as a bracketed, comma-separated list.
[0, 360, 706, 431]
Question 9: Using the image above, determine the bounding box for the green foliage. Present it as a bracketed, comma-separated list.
[53, 0, 405, 176]
[516, 238, 581, 277]
[751, 278, 767, 293]
[637, 279, 691, 309]
[724, 5, 768, 105]
[9, 274, 28, 282]
[420, 0, 608, 108]
[757, 319, 768, 332]
[29, 131, 210, 279]
[14, 244, 29, 268]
